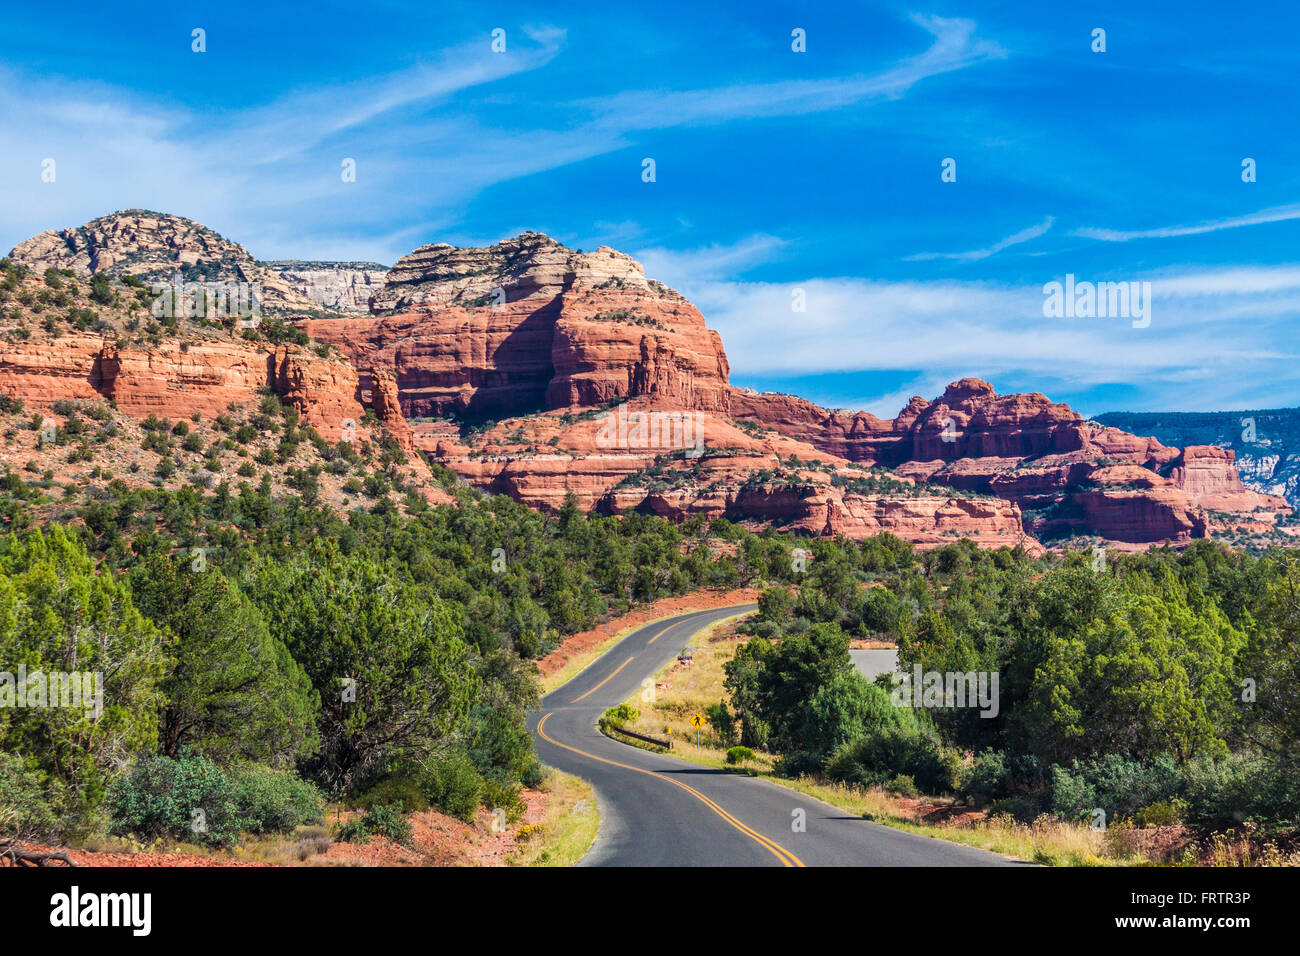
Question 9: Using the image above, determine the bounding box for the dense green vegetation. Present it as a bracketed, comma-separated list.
[0, 447, 818, 846]
[724, 536, 1300, 844]
[3, 386, 1298, 855]
[107, 753, 324, 848]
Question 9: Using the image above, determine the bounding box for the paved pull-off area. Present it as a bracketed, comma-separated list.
[530, 605, 1020, 867]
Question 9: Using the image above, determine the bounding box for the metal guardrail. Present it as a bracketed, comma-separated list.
[608, 724, 672, 749]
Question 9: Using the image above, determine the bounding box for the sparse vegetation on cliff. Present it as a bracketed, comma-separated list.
[590, 307, 670, 331]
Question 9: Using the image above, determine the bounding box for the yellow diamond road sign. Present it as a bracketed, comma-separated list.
[689, 712, 705, 728]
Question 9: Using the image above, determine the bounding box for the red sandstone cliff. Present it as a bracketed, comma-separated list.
[367, 366, 417, 455]
[417, 395, 1036, 550]
[729, 389, 901, 462]
[0, 333, 363, 441]
[300, 234, 731, 420]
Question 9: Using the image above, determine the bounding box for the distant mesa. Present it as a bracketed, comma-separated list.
[1096, 408, 1300, 509]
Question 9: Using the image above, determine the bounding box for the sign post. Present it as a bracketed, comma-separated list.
[689, 711, 705, 752]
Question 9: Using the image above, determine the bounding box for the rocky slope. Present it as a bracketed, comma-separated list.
[1096, 408, 1300, 508]
[0, 329, 363, 440]
[423, 396, 1032, 548]
[9, 211, 332, 317]
[0, 259, 449, 509]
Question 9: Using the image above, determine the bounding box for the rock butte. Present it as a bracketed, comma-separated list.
[5, 211, 1290, 548]
[735, 379, 1288, 544]
[300, 232, 731, 420]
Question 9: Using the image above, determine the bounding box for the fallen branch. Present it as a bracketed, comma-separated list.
[0, 840, 77, 867]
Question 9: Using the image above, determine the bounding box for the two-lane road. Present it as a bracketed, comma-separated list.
[531, 605, 1020, 866]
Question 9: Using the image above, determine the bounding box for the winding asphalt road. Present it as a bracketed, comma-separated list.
[530, 604, 1021, 867]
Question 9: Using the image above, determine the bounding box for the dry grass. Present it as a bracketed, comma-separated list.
[621, 613, 767, 769]
[75, 833, 150, 854]
[506, 770, 599, 867]
[1204, 831, 1300, 867]
[66, 823, 338, 866]
[230, 825, 336, 865]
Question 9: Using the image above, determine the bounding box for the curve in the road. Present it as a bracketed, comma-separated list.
[536, 712, 802, 866]
[531, 604, 1022, 867]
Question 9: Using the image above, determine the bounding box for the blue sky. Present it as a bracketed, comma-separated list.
[2, 1, 1298, 417]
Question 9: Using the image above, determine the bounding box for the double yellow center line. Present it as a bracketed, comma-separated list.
[536, 712, 805, 867]
[569, 656, 635, 703]
[568, 621, 674, 702]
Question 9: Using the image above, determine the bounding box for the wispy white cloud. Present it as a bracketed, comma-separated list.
[1152, 265, 1300, 297]
[0, 31, 571, 262]
[0, 13, 1004, 263]
[905, 216, 1053, 261]
[636, 234, 789, 283]
[1074, 202, 1300, 242]
[577, 15, 1004, 131]
[234, 34, 567, 165]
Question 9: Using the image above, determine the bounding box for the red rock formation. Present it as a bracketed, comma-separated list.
[96, 340, 267, 419]
[10, 213, 1285, 550]
[906, 378, 1084, 462]
[733, 378, 1178, 470]
[1166, 445, 1288, 513]
[0, 335, 106, 406]
[729, 389, 900, 461]
[1075, 491, 1208, 543]
[302, 304, 557, 418]
[0, 331, 363, 441]
[301, 234, 731, 419]
[268, 345, 365, 442]
[417, 396, 1033, 549]
[734, 378, 1288, 543]
[317, 223, 1284, 546]
[367, 366, 416, 455]
[546, 286, 730, 412]
[826, 493, 1029, 548]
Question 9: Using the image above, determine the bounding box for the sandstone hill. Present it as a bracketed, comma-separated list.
[9, 211, 336, 318]
[3, 211, 1291, 550]
[302, 232, 731, 420]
